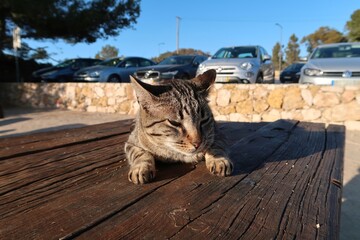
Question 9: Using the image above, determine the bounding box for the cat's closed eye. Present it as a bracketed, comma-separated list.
[167, 119, 182, 128]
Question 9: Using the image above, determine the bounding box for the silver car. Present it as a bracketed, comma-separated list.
[73, 57, 156, 82]
[299, 42, 360, 85]
[196, 45, 275, 83]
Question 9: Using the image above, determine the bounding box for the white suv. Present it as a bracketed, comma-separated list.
[197, 45, 275, 83]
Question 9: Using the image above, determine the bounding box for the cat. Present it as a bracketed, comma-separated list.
[124, 69, 233, 184]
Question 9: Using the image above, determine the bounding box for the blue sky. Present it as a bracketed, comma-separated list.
[25, 0, 360, 64]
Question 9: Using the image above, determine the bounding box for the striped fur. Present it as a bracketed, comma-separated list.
[125, 70, 233, 184]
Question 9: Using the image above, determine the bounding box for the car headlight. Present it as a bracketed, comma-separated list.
[304, 68, 322, 76]
[198, 63, 205, 71]
[89, 71, 100, 78]
[161, 70, 178, 76]
[240, 62, 253, 70]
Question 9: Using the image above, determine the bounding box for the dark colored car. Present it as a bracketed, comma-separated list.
[280, 62, 305, 83]
[134, 55, 208, 83]
[32, 58, 102, 82]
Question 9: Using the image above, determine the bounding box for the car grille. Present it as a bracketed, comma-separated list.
[216, 67, 236, 75]
[135, 70, 160, 79]
[322, 71, 360, 77]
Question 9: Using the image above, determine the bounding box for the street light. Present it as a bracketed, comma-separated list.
[176, 16, 181, 54]
[275, 23, 283, 72]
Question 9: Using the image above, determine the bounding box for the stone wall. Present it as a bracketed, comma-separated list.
[1, 83, 360, 126]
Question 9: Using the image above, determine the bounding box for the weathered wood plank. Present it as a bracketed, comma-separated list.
[0, 120, 343, 240]
[0, 119, 134, 159]
[68, 120, 298, 239]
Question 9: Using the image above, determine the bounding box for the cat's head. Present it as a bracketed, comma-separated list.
[130, 70, 216, 155]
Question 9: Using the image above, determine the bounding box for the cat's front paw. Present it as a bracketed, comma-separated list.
[128, 162, 156, 184]
[206, 156, 233, 177]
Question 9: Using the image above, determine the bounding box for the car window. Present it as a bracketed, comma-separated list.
[56, 59, 75, 68]
[120, 59, 138, 68]
[193, 56, 206, 65]
[213, 47, 257, 59]
[100, 58, 124, 66]
[311, 44, 360, 59]
[139, 59, 154, 67]
[159, 56, 193, 65]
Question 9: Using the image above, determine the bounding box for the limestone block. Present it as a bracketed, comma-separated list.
[342, 90, 355, 103]
[261, 109, 281, 122]
[301, 89, 313, 106]
[230, 89, 249, 103]
[254, 99, 269, 113]
[267, 88, 285, 109]
[253, 86, 268, 100]
[332, 102, 360, 121]
[229, 113, 250, 122]
[313, 92, 340, 107]
[216, 89, 231, 107]
[283, 87, 304, 110]
[236, 99, 253, 114]
[94, 86, 105, 98]
[301, 109, 322, 121]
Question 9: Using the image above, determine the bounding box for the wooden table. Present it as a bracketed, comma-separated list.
[0, 119, 344, 240]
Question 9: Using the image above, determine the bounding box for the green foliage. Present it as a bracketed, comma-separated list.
[285, 34, 300, 65]
[272, 42, 281, 71]
[0, 0, 140, 52]
[301, 27, 348, 54]
[95, 45, 119, 60]
[152, 48, 210, 63]
[346, 9, 360, 42]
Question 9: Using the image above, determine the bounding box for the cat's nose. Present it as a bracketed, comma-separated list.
[192, 141, 201, 149]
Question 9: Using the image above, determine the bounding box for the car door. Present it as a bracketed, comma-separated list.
[118, 58, 139, 82]
[259, 47, 274, 81]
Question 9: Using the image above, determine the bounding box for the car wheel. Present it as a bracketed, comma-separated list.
[108, 75, 120, 82]
[255, 74, 263, 83]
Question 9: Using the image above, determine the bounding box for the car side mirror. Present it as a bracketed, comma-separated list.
[263, 54, 271, 62]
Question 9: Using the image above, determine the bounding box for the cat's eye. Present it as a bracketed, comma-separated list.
[167, 119, 182, 127]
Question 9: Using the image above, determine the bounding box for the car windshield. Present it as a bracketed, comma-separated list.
[212, 47, 257, 59]
[159, 56, 193, 65]
[311, 44, 360, 59]
[285, 63, 304, 71]
[55, 59, 76, 68]
[99, 58, 124, 66]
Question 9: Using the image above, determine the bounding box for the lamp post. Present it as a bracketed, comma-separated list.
[275, 23, 283, 72]
[176, 16, 181, 54]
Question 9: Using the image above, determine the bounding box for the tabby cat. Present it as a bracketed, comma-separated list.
[125, 69, 233, 184]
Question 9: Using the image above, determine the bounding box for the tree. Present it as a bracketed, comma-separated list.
[272, 42, 281, 71]
[285, 34, 300, 65]
[152, 48, 210, 63]
[301, 27, 347, 54]
[95, 45, 119, 60]
[0, 0, 140, 53]
[346, 9, 360, 42]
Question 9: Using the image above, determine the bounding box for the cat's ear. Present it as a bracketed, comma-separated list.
[130, 75, 171, 106]
[191, 69, 216, 91]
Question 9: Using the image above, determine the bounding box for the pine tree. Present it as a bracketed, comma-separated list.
[286, 34, 300, 65]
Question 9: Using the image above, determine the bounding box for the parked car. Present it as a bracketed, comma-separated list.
[299, 42, 360, 85]
[32, 58, 102, 82]
[134, 55, 208, 83]
[280, 62, 305, 83]
[196, 45, 275, 84]
[73, 57, 156, 82]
